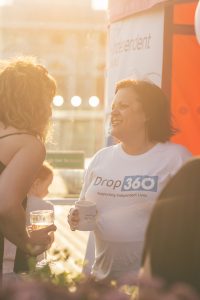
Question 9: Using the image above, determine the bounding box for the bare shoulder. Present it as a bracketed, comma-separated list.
[0, 133, 47, 204]
[21, 134, 45, 152]
[0, 133, 45, 166]
[1, 135, 46, 189]
[18, 135, 46, 163]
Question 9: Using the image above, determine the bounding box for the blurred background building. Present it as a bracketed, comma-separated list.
[0, 0, 107, 157]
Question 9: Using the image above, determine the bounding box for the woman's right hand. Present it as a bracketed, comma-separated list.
[67, 208, 80, 231]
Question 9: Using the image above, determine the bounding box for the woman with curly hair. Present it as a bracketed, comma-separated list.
[0, 56, 56, 275]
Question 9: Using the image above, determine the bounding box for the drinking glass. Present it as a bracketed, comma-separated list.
[30, 209, 54, 267]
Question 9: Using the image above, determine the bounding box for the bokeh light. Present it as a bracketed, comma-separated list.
[53, 95, 64, 107]
[71, 96, 82, 107]
[88, 96, 100, 107]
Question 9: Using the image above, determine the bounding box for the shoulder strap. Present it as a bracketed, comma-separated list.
[0, 132, 35, 139]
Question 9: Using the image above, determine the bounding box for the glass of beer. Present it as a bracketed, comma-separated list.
[30, 209, 54, 267]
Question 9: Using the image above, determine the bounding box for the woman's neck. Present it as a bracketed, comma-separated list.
[121, 139, 157, 155]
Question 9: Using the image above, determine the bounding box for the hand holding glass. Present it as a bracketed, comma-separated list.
[30, 210, 54, 266]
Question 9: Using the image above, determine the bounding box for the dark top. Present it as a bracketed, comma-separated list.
[0, 132, 35, 273]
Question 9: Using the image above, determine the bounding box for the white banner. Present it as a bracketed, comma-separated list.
[105, 6, 164, 143]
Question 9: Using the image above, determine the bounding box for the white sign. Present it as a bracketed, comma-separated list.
[105, 6, 164, 114]
[195, 0, 200, 44]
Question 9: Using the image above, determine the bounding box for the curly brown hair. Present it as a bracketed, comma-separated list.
[0, 56, 56, 141]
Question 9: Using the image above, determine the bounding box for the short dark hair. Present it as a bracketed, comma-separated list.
[115, 79, 176, 142]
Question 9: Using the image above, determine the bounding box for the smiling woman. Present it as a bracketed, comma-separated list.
[68, 79, 192, 282]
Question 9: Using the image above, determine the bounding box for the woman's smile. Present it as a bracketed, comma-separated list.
[111, 117, 123, 127]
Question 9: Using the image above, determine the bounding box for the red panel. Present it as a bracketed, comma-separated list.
[173, 2, 197, 25]
[171, 34, 200, 155]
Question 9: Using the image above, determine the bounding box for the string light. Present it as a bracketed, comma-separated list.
[89, 96, 100, 107]
[53, 95, 64, 107]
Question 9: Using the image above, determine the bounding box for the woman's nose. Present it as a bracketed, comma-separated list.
[111, 107, 119, 115]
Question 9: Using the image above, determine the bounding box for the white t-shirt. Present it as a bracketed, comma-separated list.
[79, 142, 192, 280]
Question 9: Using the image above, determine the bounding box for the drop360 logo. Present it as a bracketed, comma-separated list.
[121, 176, 158, 192]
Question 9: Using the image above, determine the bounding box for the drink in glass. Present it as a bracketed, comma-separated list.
[30, 210, 54, 266]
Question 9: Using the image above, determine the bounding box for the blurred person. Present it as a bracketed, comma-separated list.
[26, 161, 54, 222]
[3, 161, 54, 274]
[68, 79, 192, 282]
[139, 158, 200, 294]
[0, 57, 57, 275]
[26, 160, 54, 266]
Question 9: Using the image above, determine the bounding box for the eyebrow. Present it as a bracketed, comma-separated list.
[112, 101, 130, 109]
